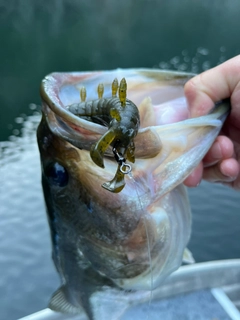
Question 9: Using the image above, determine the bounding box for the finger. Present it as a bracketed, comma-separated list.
[219, 158, 240, 179]
[203, 136, 234, 165]
[184, 55, 240, 118]
[184, 162, 203, 187]
[202, 158, 239, 183]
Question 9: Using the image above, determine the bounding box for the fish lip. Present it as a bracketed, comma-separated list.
[40, 68, 194, 152]
[40, 68, 194, 133]
[40, 72, 107, 135]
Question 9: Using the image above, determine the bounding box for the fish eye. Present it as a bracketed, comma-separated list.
[44, 162, 68, 187]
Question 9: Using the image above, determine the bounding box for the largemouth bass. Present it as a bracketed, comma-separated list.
[37, 69, 230, 320]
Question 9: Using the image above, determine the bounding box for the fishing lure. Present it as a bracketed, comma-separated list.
[66, 78, 140, 193]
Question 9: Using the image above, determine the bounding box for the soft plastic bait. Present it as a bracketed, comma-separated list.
[66, 78, 140, 193]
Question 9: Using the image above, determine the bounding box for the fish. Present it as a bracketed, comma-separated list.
[37, 69, 230, 320]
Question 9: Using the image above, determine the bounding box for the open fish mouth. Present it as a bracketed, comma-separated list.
[40, 69, 193, 137]
[38, 68, 230, 318]
[40, 69, 194, 193]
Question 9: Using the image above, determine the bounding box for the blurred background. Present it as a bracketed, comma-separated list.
[0, 0, 239, 319]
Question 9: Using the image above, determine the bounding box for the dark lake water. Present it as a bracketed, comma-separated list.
[0, 1, 239, 319]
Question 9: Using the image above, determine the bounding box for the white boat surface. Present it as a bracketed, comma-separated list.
[19, 259, 240, 320]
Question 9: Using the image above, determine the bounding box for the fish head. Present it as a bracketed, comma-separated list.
[38, 69, 230, 298]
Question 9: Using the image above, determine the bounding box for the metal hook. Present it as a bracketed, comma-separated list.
[112, 147, 131, 174]
[120, 163, 131, 174]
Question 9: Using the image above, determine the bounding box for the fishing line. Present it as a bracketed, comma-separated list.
[127, 171, 153, 320]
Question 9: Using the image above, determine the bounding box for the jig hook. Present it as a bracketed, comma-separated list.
[112, 147, 132, 174]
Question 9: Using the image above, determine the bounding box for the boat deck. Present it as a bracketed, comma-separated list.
[20, 260, 240, 320]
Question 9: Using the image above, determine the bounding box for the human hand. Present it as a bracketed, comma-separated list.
[184, 55, 240, 190]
